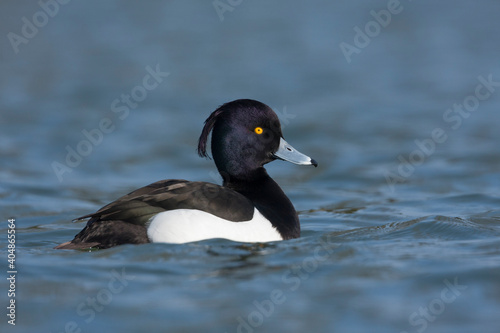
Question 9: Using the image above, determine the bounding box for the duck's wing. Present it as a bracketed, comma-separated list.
[76, 179, 255, 224]
[55, 179, 254, 249]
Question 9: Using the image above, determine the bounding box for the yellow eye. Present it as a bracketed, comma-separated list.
[254, 127, 263, 135]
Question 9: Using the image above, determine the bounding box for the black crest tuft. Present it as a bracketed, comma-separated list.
[197, 104, 225, 158]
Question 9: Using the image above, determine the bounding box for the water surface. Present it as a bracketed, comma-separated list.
[1, 1, 499, 332]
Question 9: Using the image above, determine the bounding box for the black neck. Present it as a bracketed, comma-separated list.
[223, 168, 300, 240]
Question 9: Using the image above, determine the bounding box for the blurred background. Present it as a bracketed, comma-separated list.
[1, 1, 499, 332]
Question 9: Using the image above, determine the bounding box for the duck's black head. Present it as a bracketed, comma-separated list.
[198, 99, 317, 181]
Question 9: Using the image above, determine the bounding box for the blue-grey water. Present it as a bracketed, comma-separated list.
[1, 1, 500, 332]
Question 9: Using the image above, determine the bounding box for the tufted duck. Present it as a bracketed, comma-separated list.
[55, 99, 317, 249]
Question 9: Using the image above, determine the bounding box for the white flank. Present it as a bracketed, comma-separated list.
[147, 208, 283, 244]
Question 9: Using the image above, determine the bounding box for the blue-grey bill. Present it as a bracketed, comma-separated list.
[273, 137, 318, 167]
